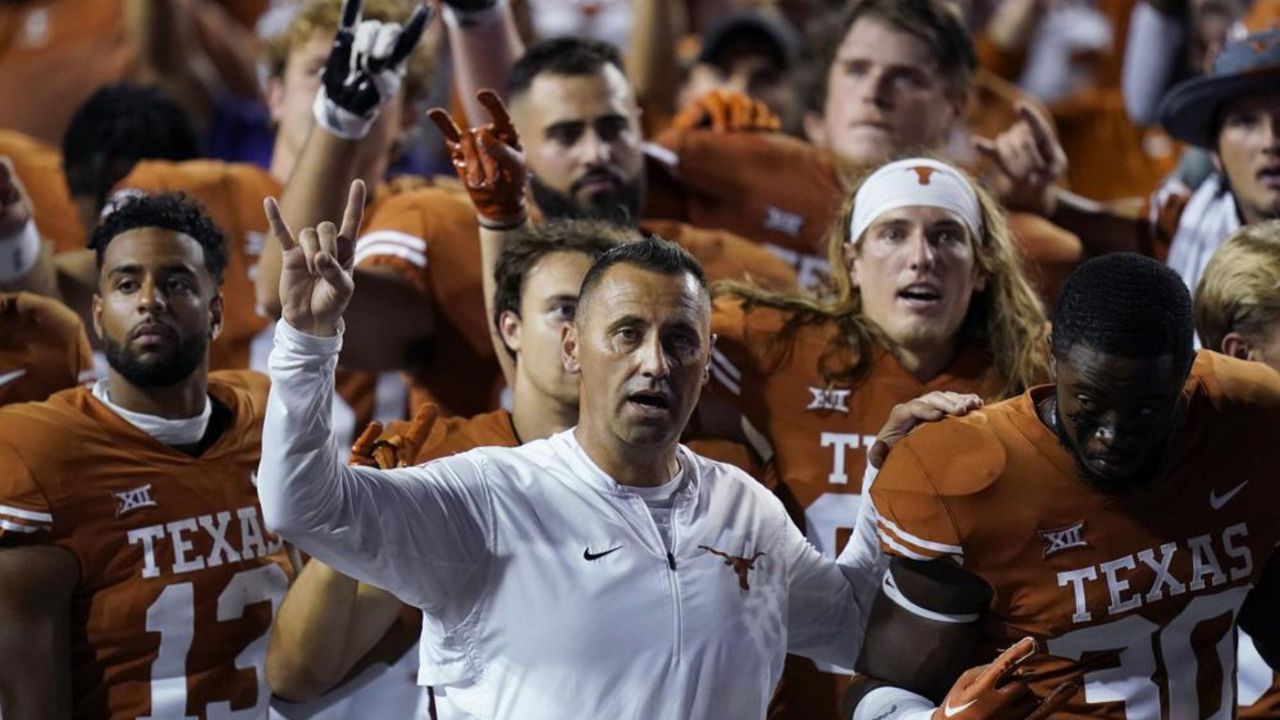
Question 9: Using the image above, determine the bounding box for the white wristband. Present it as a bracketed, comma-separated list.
[441, 0, 506, 29]
[851, 686, 935, 720]
[0, 218, 41, 283]
[313, 89, 375, 140]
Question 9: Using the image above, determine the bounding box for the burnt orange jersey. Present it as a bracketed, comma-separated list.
[0, 129, 85, 253]
[0, 0, 133, 145]
[113, 160, 406, 447]
[872, 352, 1280, 720]
[649, 127, 843, 281]
[709, 295, 1001, 720]
[0, 370, 291, 718]
[357, 188, 795, 418]
[0, 292, 91, 406]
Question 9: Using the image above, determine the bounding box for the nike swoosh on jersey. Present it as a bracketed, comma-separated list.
[1209, 480, 1249, 510]
[583, 546, 622, 561]
[0, 368, 27, 387]
[943, 699, 977, 718]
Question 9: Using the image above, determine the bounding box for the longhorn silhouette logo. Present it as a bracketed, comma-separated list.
[699, 546, 766, 591]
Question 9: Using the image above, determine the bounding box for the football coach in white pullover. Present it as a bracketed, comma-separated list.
[255, 180, 867, 720]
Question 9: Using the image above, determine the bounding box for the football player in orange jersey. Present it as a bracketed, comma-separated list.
[849, 253, 1280, 720]
[265, 219, 629, 711]
[0, 193, 291, 719]
[700, 157, 1049, 720]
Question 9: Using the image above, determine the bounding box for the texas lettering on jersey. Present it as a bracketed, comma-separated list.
[872, 353, 1280, 719]
[0, 370, 291, 718]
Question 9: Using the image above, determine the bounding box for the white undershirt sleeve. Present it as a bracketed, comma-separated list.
[258, 319, 493, 612]
[1122, 3, 1186, 125]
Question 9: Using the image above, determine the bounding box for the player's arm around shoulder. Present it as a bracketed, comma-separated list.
[0, 542, 79, 719]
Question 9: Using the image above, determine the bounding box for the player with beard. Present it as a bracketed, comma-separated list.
[0, 194, 291, 719]
[847, 253, 1280, 720]
[263, 37, 797, 421]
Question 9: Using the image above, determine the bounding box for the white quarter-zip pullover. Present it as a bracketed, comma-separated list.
[258, 320, 868, 720]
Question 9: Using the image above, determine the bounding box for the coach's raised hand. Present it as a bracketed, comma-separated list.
[314, 0, 432, 139]
[266, 180, 366, 337]
[428, 90, 528, 229]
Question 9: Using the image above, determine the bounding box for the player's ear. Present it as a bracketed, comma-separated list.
[842, 242, 860, 289]
[208, 292, 224, 342]
[498, 310, 522, 355]
[91, 294, 104, 340]
[703, 333, 717, 385]
[802, 111, 826, 146]
[561, 322, 581, 375]
[1221, 332, 1254, 361]
[265, 75, 287, 125]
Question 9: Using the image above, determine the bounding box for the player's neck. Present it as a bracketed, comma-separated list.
[104, 368, 210, 419]
[510, 383, 576, 443]
[893, 338, 959, 384]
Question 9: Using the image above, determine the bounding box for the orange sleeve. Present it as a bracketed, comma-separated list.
[0, 438, 54, 545]
[356, 193, 433, 298]
[651, 130, 842, 257]
[870, 433, 967, 563]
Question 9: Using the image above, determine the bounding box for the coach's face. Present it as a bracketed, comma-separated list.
[563, 264, 711, 448]
[812, 17, 963, 167]
[1051, 344, 1187, 492]
[93, 228, 222, 387]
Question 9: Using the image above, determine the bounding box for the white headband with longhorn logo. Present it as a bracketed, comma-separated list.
[848, 158, 984, 244]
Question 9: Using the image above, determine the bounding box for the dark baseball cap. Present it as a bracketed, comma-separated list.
[695, 11, 800, 71]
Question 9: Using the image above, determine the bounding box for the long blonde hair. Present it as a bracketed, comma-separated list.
[717, 166, 1050, 400]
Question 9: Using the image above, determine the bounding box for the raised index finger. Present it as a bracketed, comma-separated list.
[427, 107, 464, 145]
[339, 0, 362, 32]
[1017, 102, 1057, 158]
[388, 2, 433, 66]
[263, 197, 298, 252]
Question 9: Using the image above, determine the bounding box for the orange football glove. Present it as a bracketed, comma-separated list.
[348, 404, 440, 469]
[427, 90, 527, 228]
[933, 638, 1076, 720]
[670, 90, 782, 133]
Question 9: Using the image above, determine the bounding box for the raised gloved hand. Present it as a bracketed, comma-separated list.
[427, 90, 527, 229]
[671, 90, 782, 133]
[932, 638, 1076, 720]
[348, 403, 440, 469]
[314, 0, 433, 139]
